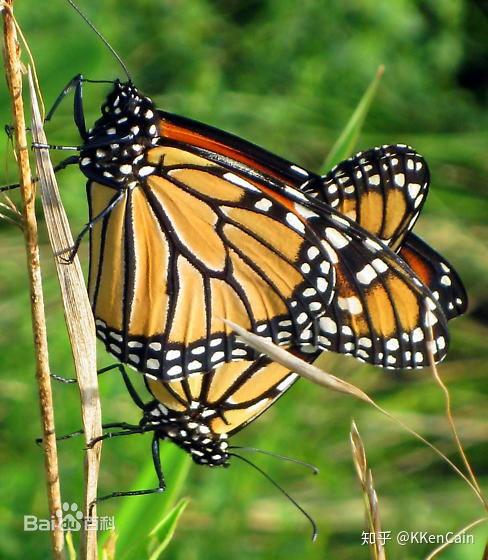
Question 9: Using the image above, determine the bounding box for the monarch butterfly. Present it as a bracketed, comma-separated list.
[70, 143, 466, 537]
[53, 133, 466, 534]
[41, 77, 455, 382]
[14, 6, 461, 381]
[94, 146, 465, 474]
[42, 77, 465, 499]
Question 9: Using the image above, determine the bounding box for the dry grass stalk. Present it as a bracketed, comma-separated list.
[1, 2, 65, 558]
[28, 68, 102, 560]
[0, 195, 22, 228]
[350, 421, 386, 560]
[227, 320, 486, 506]
[424, 517, 488, 560]
[425, 306, 486, 510]
[224, 319, 375, 405]
[101, 530, 117, 560]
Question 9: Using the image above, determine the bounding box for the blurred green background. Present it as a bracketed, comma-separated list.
[0, 0, 487, 558]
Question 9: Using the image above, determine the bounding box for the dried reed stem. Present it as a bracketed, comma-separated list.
[28, 68, 102, 560]
[1, 2, 65, 558]
[425, 313, 487, 510]
[424, 516, 488, 560]
[350, 421, 386, 560]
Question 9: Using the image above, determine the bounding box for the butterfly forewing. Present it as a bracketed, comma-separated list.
[272, 185, 451, 369]
[399, 234, 468, 320]
[88, 148, 336, 381]
[152, 119, 452, 370]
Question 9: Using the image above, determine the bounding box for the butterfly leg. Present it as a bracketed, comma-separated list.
[4, 72, 84, 146]
[51, 363, 147, 410]
[87, 425, 148, 448]
[31, 132, 137, 153]
[43, 74, 118, 145]
[45, 75, 117, 129]
[35, 421, 142, 445]
[61, 189, 126, 263]
[90, 433, 166, 510]
[107, 364, 147, 410]
[0, 155, 80, 194]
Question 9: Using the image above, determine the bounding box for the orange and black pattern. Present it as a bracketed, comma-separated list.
[306, 145, 467, 321]
[87, 153, 337, 380]
[80, 82, 464, 380]
[158, 116, 460, 370]
[306, 145, 429, 251]
[104, 346, 317, 468]
[143, 351, 305, 464]
[85, 86, 340, 381]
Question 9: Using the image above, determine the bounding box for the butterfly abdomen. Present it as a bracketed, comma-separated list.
[143, 401, 230, 467]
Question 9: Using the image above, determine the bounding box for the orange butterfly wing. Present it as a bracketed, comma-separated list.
[159, 119, 453, 369]
[88, 138, 336, 381]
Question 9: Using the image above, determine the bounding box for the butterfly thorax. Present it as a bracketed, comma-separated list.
[79, 81, 160, 189]
[143, 401, 230, 467]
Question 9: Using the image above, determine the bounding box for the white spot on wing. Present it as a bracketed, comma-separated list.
[356, 264, 377, 285]
[386, 338, 399, 351]
[326, 228, 349, 249]
[338, 296, 363, 314]
[223, 172, 259, 191]
[308, 247, 320, 260]
[440, 275, 452, 286]
[139, 166, 156, 177]
[394, 173, 405, 187]
[286, 212, 305, 233]
[371, 258, 388, 273]
[167, 365, 183, 376]
[320, 317, 337, 334]
[255, 198, 272, 212]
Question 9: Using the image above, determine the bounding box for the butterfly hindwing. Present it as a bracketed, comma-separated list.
[306, 144, 429, 251]
[399, 234, 468, 320]
[144, 347, 318, 437]
[279, 185, 451, 369]
[299, 144, 468, 325]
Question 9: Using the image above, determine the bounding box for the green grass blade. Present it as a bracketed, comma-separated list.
[98, 445, 191, 559]
[147, 498, 190, 560]
[65, 532, 77, 560]
[321, 65, 384, 172]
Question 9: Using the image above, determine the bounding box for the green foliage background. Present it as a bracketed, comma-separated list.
[0, 1, 486, 558]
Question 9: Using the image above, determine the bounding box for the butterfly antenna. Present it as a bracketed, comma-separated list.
[229, 452, 318, 541]
[230, 446, 319, 475]
[66, 0, 132, 82]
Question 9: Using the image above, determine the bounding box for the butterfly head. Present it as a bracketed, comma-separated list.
[100, 81, 146, 117]
[142, 401, 230, 468]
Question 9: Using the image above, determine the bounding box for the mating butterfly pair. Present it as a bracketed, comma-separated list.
[50, 78, 464, 476]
